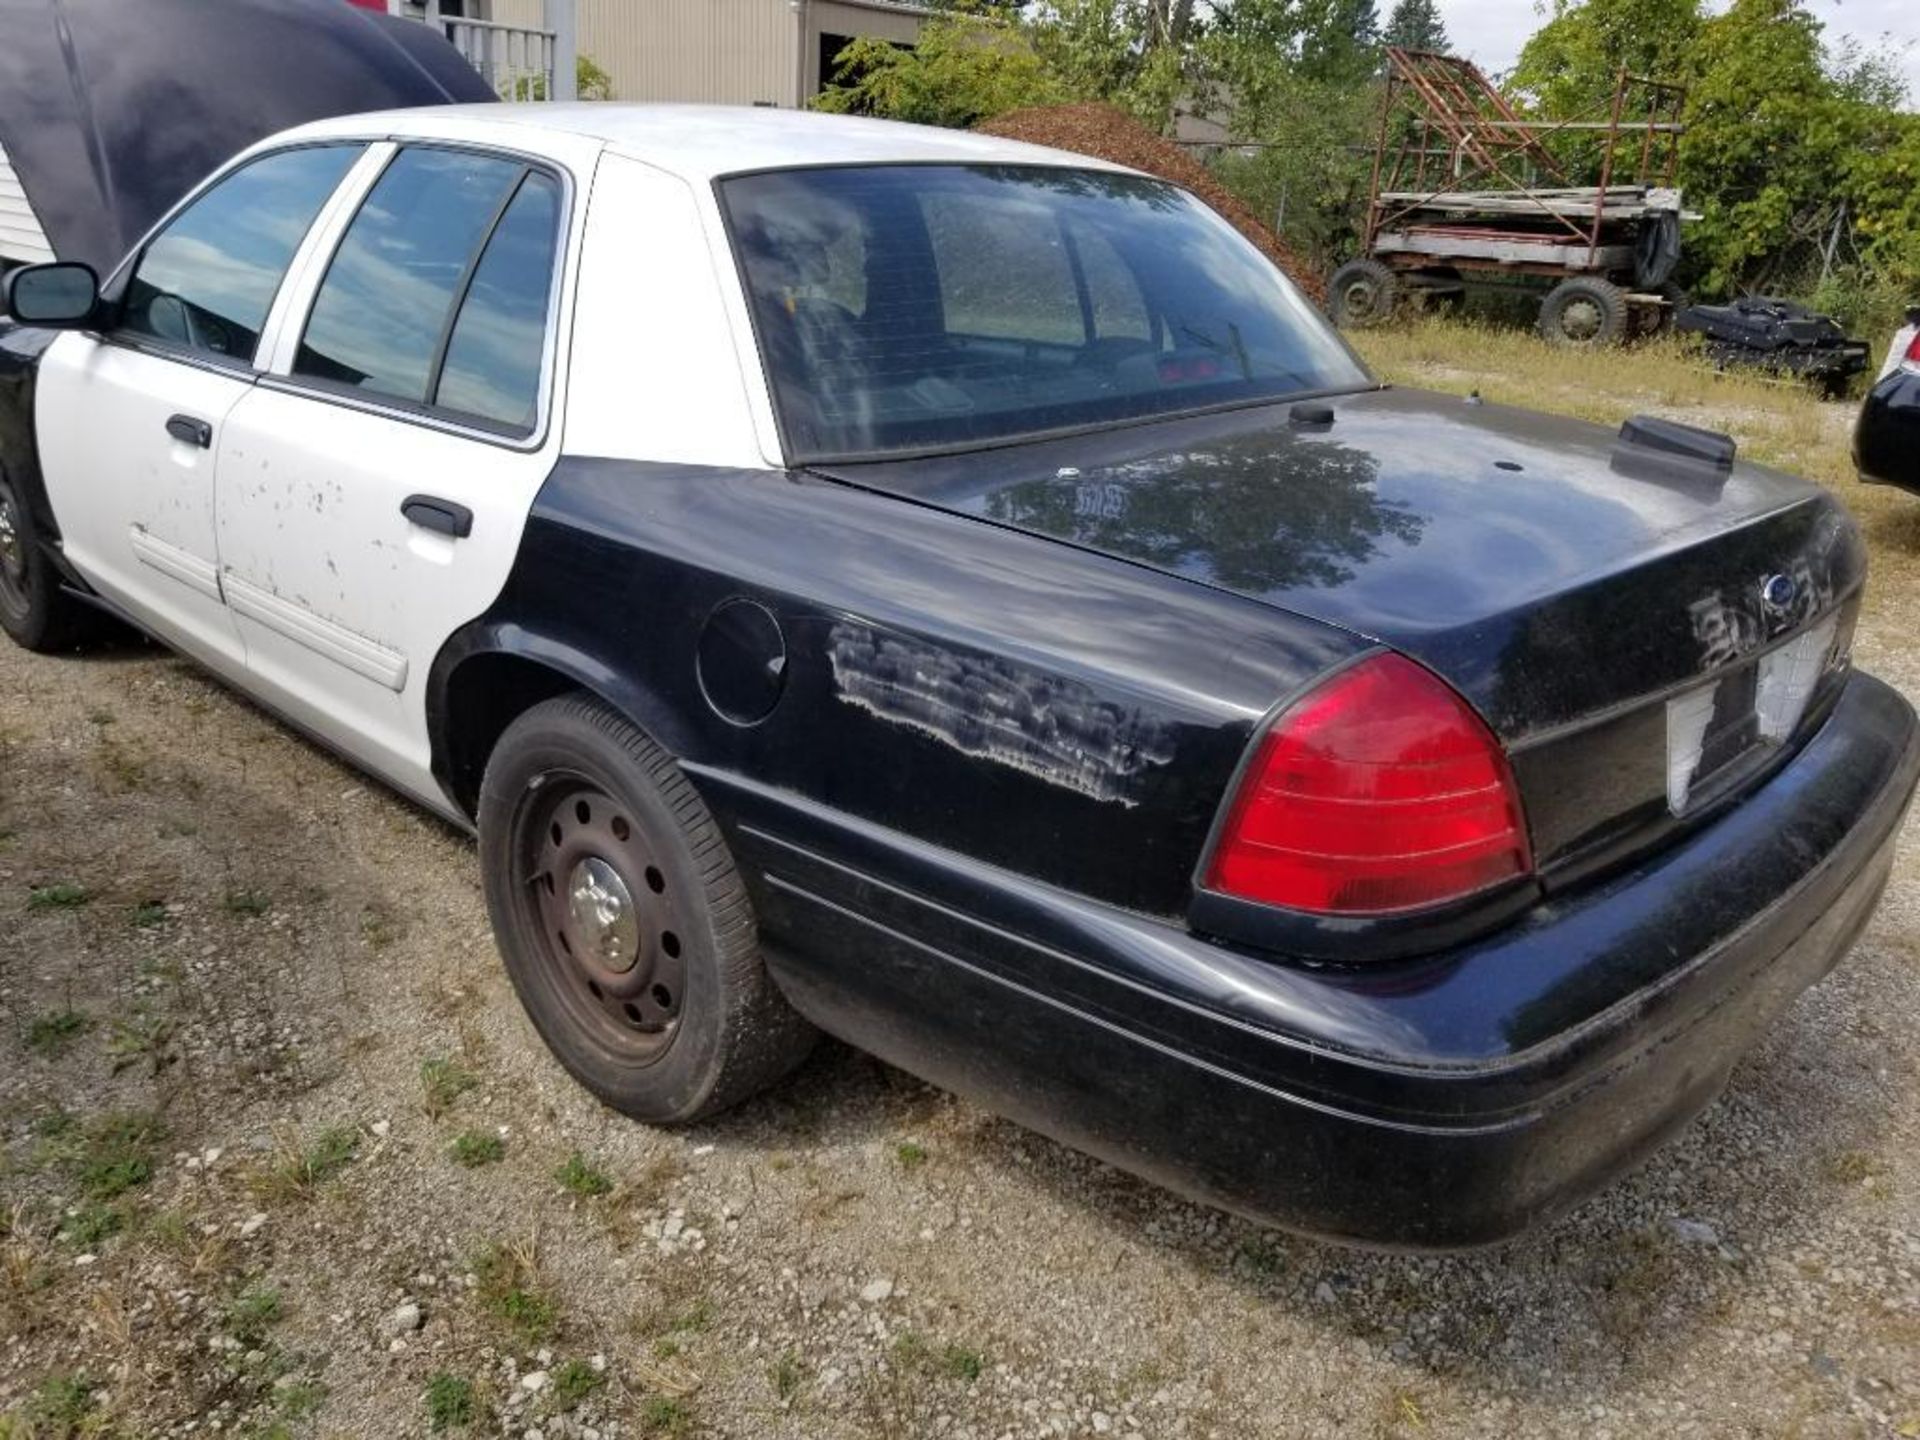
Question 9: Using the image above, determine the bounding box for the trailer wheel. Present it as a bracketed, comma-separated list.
[1642, 282, 1690, 338]
[1328, 259, 1399, 329]
[1538, 277, 1629, 348]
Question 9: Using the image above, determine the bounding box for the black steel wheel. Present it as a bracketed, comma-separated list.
[0, 469, 91, 652]
[1328, 258, 1400, 329]
[478, 694, 815, 1123]
[1538, 277, 1630, 348]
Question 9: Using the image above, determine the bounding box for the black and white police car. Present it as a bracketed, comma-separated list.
[3, 105, 1914, 1247]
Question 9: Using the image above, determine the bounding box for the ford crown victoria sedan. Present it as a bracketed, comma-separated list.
[2, 106, 1915, 1249]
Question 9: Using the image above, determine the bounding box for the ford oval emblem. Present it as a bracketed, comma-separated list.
[1760, 573, 1797, 613]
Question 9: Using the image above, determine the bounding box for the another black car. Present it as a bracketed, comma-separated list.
[1856, 308, 1920, 494]
[2, 105, 1915, 1251]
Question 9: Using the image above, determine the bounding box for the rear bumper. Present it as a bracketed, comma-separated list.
[705, 670, 1919, 1249]
[1856, 369, 1920, 491]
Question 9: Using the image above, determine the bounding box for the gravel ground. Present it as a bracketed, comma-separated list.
[4, 360, 1920, 1438]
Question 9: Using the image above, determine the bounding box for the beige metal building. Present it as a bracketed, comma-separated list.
[441, 0, 930, 109]
[0, 137, 56, 269]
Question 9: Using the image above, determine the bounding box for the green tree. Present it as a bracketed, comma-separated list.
[1508, 0, 1701, 116]
[1299, 0, 1381, 84]
[814, 13, 1068, 127]
[1028, 0, 1189, 128]
[1199, 0, 1383, 262]
[1381, 0, 1448, 53]
[1680, 0, 1875, 292]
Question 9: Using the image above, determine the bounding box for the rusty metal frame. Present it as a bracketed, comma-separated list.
[1365, 49, 1687, 276]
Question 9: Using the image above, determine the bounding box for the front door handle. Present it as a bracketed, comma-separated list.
[401, 494, 473, 539]
[165, 413, 212, 449]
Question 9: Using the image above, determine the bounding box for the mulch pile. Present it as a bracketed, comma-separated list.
[976, 103, 1327, 306]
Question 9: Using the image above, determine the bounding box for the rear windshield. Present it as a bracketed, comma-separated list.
[719, 165, 1370, 462]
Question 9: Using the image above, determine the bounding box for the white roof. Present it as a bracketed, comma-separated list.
[283, 103, 1131, 184]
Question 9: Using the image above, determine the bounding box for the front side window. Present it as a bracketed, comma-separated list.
[121, 144, 364, 363]
[721, 165, 1370, 461]
[295, 147, 560, 431]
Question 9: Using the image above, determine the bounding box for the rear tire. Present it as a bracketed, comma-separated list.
[478, 694, 816, 1123]
[1538, 277, 1629, 348]
[1328, 258, 1400, 329]
[0, 470, 93, 653]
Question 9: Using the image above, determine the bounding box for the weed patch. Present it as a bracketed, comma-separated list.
[555, 1151, 612, 1199]
[449, 1131, 504, 1168]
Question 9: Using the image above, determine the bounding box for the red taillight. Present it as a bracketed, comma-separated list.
[1205, 654, 1532, 915]
[1905, 330, 1920, 368]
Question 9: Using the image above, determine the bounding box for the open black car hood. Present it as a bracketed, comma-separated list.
[0, 0, 494, 273]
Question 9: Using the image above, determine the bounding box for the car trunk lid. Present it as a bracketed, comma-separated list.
[812, 386, 1864, 883]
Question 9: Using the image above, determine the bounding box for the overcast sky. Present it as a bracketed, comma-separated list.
[1437, 0, 1920, 104]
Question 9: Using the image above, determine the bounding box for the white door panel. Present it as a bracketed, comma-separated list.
[35, 333, 250, 667]
[213, 386, 552, 803]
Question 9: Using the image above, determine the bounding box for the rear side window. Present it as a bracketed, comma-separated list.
[436, 174, 561, 429]
[295, 147, 562, 432]
[121, 145, 363, 364]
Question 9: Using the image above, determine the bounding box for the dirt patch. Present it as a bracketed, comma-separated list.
[976, 103, 1326, 305]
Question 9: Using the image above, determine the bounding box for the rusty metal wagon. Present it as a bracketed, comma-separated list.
[1330, 48, 1689, 347]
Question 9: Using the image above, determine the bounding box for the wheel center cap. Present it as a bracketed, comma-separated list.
[567, 856, 640, 972]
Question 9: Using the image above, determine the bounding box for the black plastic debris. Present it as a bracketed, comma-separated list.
[1675, 296, 1870, 396]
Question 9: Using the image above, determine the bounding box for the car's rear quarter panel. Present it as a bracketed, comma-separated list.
[438, 456, 1366, 918]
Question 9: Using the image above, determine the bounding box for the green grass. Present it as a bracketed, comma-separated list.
[274, 1380, 326, 1421]
[771, 1349, 806, 1401]
[58, 1203, 122, 1248]
[25, 1010, 88, 1056]
[21, 1372, 96, 1432]
[106, 1007, 178, 1075]
[940, 1343, 985, 1382]
[498, 1287, 557, 1341]
[448, 1131, 505, 1168]
[26, 883, 91, 911]
[228, 1285, 284, 1344]
[222, 890, 270, 917]
[894, 1140, 929, 1171]
[472, 1241, 559, 1343]
[294, 1127, 358, 1183]
[554, 1151, 612, 1199]
[419, 1057, 478, 1118]
[130, 900, 170, 928]
[547, 1359, 604, 1412]
[256, 1125, 359, 1200]
[51, 1111, 167, 1201]
[424, 1372, 477, 1431]
[638, 1396, 693, 1436]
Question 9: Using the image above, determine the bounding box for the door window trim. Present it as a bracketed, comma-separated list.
[262, 140, 575, 452]
[98, 140, 376, 377]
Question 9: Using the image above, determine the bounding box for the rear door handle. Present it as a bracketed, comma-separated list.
[401, 494, 473, 539]
[165, 413, 212, 448]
